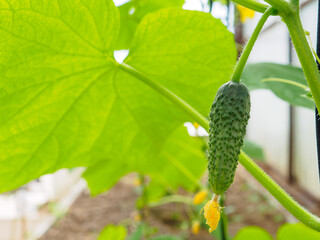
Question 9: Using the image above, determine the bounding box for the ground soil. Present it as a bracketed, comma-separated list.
[40, 173, 286, 240]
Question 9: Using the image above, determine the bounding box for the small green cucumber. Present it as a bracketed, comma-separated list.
[208, 81, 251, 195]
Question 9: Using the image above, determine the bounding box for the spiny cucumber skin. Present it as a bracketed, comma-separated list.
[208, 81, 251, 195]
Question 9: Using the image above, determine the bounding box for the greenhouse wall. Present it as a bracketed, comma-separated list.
[244, 0, 320, 198]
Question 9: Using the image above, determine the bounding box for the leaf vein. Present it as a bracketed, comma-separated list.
[10, 67, 112, 180]
[1, 64, 109, 130]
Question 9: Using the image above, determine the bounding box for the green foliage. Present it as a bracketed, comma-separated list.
[126, 223, 182, 240]
[242, 63, 314, 109]
[97, 225, 126, 240]
[116, 0, 184, 49]
[234, 226, 273, 240]
[277, 223, 320, 240]
[242, 139, 265, 161]
[0, 0, 236, 194]
[234, 223, 320, 240]
[126, 224, 144, 240]
[208, 81, 251, 194]
[134, 179, 168, 206]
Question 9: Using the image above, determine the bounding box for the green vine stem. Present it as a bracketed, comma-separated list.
[219, 194, 228, 240]
[231, 7, 277, 83]
[239, 152, 320, 231]
[118, 63, 209, 128]
[230, 0, 270, 14]
[261, 0, 320, 119]
[118, 62, 320, 231]
[282, 13, 320, 112]
[263, 0, 294, 15]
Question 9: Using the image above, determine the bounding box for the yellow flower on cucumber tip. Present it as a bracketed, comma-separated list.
[192, 220, 201, 235]
[237, 5, 255, 23]
[193, 189, 208, 205]
[203, 196, 221, 232]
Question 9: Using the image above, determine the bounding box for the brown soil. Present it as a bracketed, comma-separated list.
[225, 176, 286, 237]
[40, 173, 286, 240]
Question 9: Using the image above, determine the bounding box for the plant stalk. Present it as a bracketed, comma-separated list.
[239, 152, 320, 231]
[283, 13, 320, 112]
[231, 7, 277, 83]
[118, 63, 209, 128]
[230, 0, 270, 13]
[219, 194, 228, 240]
[263, 0, 293, 15]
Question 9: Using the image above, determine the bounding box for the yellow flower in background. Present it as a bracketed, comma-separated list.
[133, 212, 142, 222]
[203, 198, 221, 232]
[237, 5, 255, 23]
[193, 189, 208, 205]
[133, 177, 141, 186]
[192, 221, 201, 235]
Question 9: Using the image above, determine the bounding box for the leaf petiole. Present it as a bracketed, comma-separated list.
[231, 7, 277, 83]
[263, 0, 294, 15]
[230, 0, 271, 14]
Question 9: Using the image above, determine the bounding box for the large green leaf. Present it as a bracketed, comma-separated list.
[0, 0, 236, 193]
[116, 0, 185, 49]
[0, 0, 120, 192]
[84, 126, 207, 196]
[125, 9, 235, 116]
[84, 9, 236, 194]
[242, 63, 314, 109]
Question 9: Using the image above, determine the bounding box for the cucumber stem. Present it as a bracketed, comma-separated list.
[231, 7, 277, 83]
[213, 194, 219, 202]
[219, 194, 228, 240]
